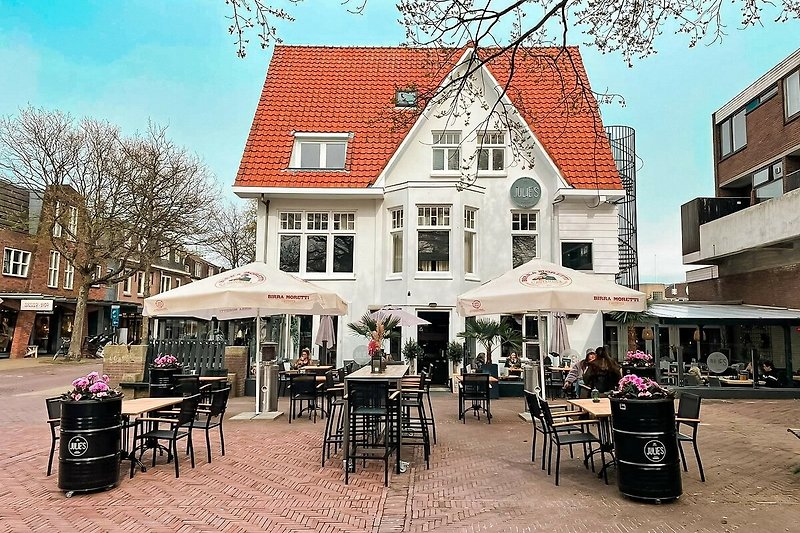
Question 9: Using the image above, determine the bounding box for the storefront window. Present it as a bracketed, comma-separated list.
[0, 311, 16, 354]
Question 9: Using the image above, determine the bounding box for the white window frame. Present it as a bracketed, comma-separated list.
[416, 205, 451, 276]
[63, 262, 74, 290]
[2, 247, 31, 278]
[122, 275, 132, 295]
[786, 69, 800, 120]
[194, 262, 202, 278]
[389, 207, 404, 275]
[67, 206, 78, 240]
[511, 211, 538, 268]
[432, 131, 461, 173]
[52, 201, 62, 238]
[159, 274, 172, 293]
[720, 109, 747, 157]
[48, 250, 60, 288]
[464, 207, 478, 277]
[290, 133, 350, 170]
[277, 210, 356, 277]
[174, 278, 182, 289]
[137, 271, 145, 296]
[476, 132, 506, 173]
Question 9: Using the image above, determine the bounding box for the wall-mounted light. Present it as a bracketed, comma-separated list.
[428, 302, 437, 308]
[642, 327, 654, 341]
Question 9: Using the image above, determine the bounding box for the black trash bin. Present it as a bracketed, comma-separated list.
[58, 397, 122, 496]
[611, 397, 682, 503]
[149, 367, 180, 397]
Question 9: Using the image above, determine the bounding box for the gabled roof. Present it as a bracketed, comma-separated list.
[235, 45, 621, 190]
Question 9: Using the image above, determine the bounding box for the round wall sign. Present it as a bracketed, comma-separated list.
[510, 177, 542, 208]
[706, 351, 729, 373]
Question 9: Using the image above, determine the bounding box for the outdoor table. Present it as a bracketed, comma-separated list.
[549, 366, 572, 372]
[453, 374, 499, 383]
[198, 376, 228, 382]
[567, 398, 614, 478]
[343, 364, 409, 477]
[718, 378, 765, 386]
[794, 375, 800, 383]
[121, 397, 185, 475]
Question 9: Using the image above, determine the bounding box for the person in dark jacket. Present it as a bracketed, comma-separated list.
[583, 350, 622, 393]
[760, 360, 783, 387]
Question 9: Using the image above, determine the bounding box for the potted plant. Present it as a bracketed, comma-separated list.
[347, 312, 401, 362]
[624, 350, 654, 367]
[149, 353, 181, 397]
[59, 371, 123, 496]
[608, 374, 682, 503]
[457, 318, 520, 366]
[446, 340, 464, 374]
[402, 339, 424, 373]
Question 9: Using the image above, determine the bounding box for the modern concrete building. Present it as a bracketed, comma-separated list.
[234, 46, 634, 383]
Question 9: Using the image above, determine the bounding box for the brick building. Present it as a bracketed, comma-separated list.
[681, 48, 800, 308]
[0, 179, 220, 358]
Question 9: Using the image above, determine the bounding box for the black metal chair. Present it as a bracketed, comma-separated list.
[458, 373, 491, 423]
[194, 387, 230, 463]
[289, 374, 324, 423]
[539, 397, 605, 486]
[130, 394, 200, 478]
[524, 390, 582, 471]
[345, 379, 402, 486]
[174, 375, 201, 397]
[45, 396, 61, 476]
[676, 392, 705, 482]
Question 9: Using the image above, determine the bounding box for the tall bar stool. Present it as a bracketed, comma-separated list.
[321, 371, 345, 466]
[400, 372, 431, 469]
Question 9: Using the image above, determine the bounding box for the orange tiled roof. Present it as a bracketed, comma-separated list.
[235, 46, 621, 190]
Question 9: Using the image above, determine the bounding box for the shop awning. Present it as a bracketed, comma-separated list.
[645, 302, 800, 324]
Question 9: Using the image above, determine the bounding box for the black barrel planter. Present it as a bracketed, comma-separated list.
[610, 397, 682, 503]
[58, 397, 122, 497]
[149, 366, 180, 397]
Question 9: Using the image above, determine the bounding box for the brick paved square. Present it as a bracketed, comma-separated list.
[1, 361, 799, 532]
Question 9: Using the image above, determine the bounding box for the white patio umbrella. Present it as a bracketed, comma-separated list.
[369, 307, 431, 327]
[143, 261, 348, 413]
[457, 259, 646, 397]
[314, 315, 336, 364]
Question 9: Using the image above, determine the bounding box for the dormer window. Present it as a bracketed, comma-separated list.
[291, 133, 350, 170]
[395, 89, 417, 108]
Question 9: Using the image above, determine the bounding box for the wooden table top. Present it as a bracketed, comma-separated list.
[285, 366, 334, 374]
[793, 375, 800, 382]
[567, 398, 612, 418]
[453, 374, 499, 383]
[122, 397, 184, 416]
[199, 376, 228, 382]
[718, 378, 765, 386]
[346, 364, 409, 380]
[549, 366, 572, 372]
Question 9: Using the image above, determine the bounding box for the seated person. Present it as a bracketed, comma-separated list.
[293, 347, 312, 369]
[474, 353, 486, 373]
[563, 351, 595, 393]
[687, 364, 708, 385]
[505, 351, 522, 369]
[760, 360, 783, 387]
[582, 351, 622, 394]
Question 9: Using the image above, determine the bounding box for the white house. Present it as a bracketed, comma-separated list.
[233, 45, 626, 383]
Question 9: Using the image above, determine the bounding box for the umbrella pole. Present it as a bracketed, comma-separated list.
[255, 311, 261, 415]
[538, 310, 547, 400]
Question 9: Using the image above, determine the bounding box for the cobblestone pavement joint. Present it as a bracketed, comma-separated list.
[1, 361, 799, 532]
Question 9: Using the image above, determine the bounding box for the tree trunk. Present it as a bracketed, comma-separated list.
[68, 283, 90, 358]
[139, 261, 154, 343]
[627, 325, 637, 353]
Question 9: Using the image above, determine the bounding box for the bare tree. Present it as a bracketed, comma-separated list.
[0, 107, 142, 358]
[123, 123, 220, 341]
[204, 199, 256, 269]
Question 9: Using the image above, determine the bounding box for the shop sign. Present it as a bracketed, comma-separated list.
[510, 177, 542, 208]
[110, 305, 120, 327]
[21, 299, 54, 312]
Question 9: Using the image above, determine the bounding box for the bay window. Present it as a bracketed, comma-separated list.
[417, 206, 450, 272]
[390, 208, 403, 274]
[464, 207, 477, 275]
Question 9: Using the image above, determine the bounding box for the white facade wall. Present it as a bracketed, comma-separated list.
[250, 66, 621, 368]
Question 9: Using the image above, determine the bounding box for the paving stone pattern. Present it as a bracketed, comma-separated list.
[1, 360, 799, 532]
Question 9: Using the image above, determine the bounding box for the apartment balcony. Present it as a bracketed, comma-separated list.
[681, 184, 800, 267]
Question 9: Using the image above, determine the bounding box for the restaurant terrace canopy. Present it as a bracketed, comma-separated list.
[457, 259, 646, 396]
[143, 261, 348, 413]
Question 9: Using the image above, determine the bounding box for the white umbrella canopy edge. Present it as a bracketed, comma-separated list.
[141, 262, 348, 415]
[456, 258, 646, 398]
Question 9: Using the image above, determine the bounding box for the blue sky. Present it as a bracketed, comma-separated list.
[1, 0, 798, 283]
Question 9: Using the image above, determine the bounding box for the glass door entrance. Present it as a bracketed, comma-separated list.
[417, 310, 450, 385]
